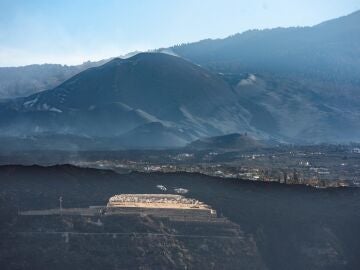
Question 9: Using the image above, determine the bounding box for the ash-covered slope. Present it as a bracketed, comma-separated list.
[23, 53, 235, 114]
[0, 53, 249, 148]
[167, 10, 360, 143]
[232, 73, 360, 143]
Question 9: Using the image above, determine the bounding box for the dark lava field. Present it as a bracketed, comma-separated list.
[0, 165, 359, 270]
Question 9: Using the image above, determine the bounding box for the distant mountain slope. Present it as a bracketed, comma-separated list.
[0, 53, 250, 148]
[0, 52, 142, 99]
[170, 10, 360, 82]
[164, 11, 360, 143]
[0, 59, 110, 99]
[231, 73, 360, 143]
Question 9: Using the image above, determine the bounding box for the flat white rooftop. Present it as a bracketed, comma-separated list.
[107, 194, 210, 210]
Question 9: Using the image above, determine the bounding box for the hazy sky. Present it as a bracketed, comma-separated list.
[0, 0, 359, 67]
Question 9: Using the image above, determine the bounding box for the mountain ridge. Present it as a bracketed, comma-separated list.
[168, 10, 360, 82]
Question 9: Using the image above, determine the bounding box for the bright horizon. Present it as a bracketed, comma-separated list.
[0, 0, 359, 67]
